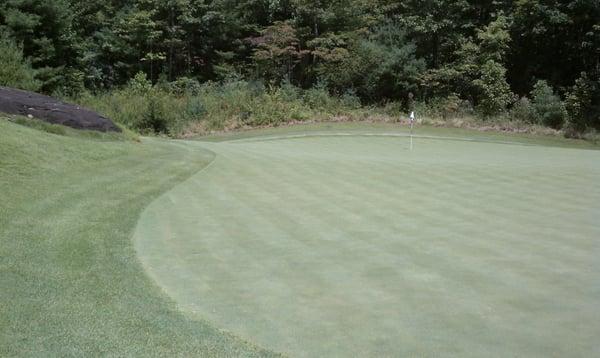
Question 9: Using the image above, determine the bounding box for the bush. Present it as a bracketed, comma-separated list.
[341, 89, 361, 109]
[303, 81, 332, 109]
[78, 79, 372, 136]
[185, 97, 206, 120]
[128, 72, 153, 94]
[565, 72, 600, 134]
[58, 69, 86, 98]
[473, 60, 514, 117]
[140, 93, 168, 134]
[530, 80, 567, 129]
[413, 94, 473, 120]
[510, 96, 536, 122]
[170, 77, 201, 95]
[0, 37, 41, 91]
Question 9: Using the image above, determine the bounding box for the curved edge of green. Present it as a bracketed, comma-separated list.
[0, 118, 279, 357]
[196, 122, 599, 150]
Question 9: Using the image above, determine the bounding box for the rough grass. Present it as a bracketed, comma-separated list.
[0, 118, 278, 357]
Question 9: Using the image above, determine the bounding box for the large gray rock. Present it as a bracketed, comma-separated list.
[0, 86, 120, 132]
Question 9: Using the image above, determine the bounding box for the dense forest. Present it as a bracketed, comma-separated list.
[1, 0, 599, 135]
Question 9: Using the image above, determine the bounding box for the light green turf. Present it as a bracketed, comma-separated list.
[0, 118, 277, 357]
[136, 129, 600, 357]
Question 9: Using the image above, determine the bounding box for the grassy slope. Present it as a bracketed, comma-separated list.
[0, 118, 277, 357]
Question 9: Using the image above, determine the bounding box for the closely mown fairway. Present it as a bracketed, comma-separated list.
[0, 119, 276, 357]
[136, 127, 600, 357]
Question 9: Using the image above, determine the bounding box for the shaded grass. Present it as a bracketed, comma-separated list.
[0, 118, 278, 357]
[5, 114, 139, 142]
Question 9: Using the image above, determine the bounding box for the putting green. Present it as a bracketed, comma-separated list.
[134, 131, 600, 357]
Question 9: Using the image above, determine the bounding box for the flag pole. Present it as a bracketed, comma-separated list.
[409, 111, 414, 151]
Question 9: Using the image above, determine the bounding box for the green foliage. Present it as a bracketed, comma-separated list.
[510, 0, 600, 93]
[128, 71, 153, 94]
[170, 77, 202, 96]
[313, 21, 425, 101]
[1, 0, 598, 134]
[0, 0, 76, 91]
[303, 80, 333, 109]
[424, 14, 512, 105]
[141, 93, 168, 134]
[251, 21, 307, 84]
[530, 80, 567, 129]
[413, 93, 473, 120]
[56, 68, 86, 98]
[0, 37, 41, 91]
[473, 60, 514, 116]
[476, 15, 511, 63]
[510, 96, 536, 123]
[565, 72, 600, 133]
[79, 78, 371, 136]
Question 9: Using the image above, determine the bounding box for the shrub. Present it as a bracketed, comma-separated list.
[140, 93, 168, 134]
[185, 97, 206, 120]
[78, 79, 372, 136]
[473, 60, 514, 117]
[0, 37, 41, 91]
[128, 72, 152, 94]
[510, 96, 536, 123]
[170, 77, 201, 95]
[303, 81, 332, 109]
[279, 79, 301, 101]
[341, 89, 361, 109]
[565, 72, 600, 134]
[59, 69, 86, 98]
[413, 94, 472, 120]
[530, 80, 567, 129]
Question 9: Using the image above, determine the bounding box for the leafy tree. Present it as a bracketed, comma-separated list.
[473, 60, 513, 116]
[565, 72, 600, 132]
[313, 21, 424, 101]
[509, 0, 600, 94]
[251, 21, 308, 83]
[424, 15, 512, 106]
[393, 0, 472, 68]
[0, 0, 77, 91]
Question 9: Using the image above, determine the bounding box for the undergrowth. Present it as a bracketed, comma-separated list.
[72, 75, 590, 140]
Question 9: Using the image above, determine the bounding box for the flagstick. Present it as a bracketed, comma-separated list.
[410, 123, 413, 150]
[409, 112, 414, 151]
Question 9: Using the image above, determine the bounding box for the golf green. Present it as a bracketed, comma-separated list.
[134, 131, 600, 357]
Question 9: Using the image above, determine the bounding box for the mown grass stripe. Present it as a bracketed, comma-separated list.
[136, 133, 600, 357]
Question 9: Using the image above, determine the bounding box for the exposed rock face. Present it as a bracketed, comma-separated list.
[0, 86, 121, 132]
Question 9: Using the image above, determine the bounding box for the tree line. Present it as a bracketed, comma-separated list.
[1, 0, 599, 133]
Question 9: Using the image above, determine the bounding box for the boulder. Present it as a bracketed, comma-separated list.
[0, 86, 120, 132]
